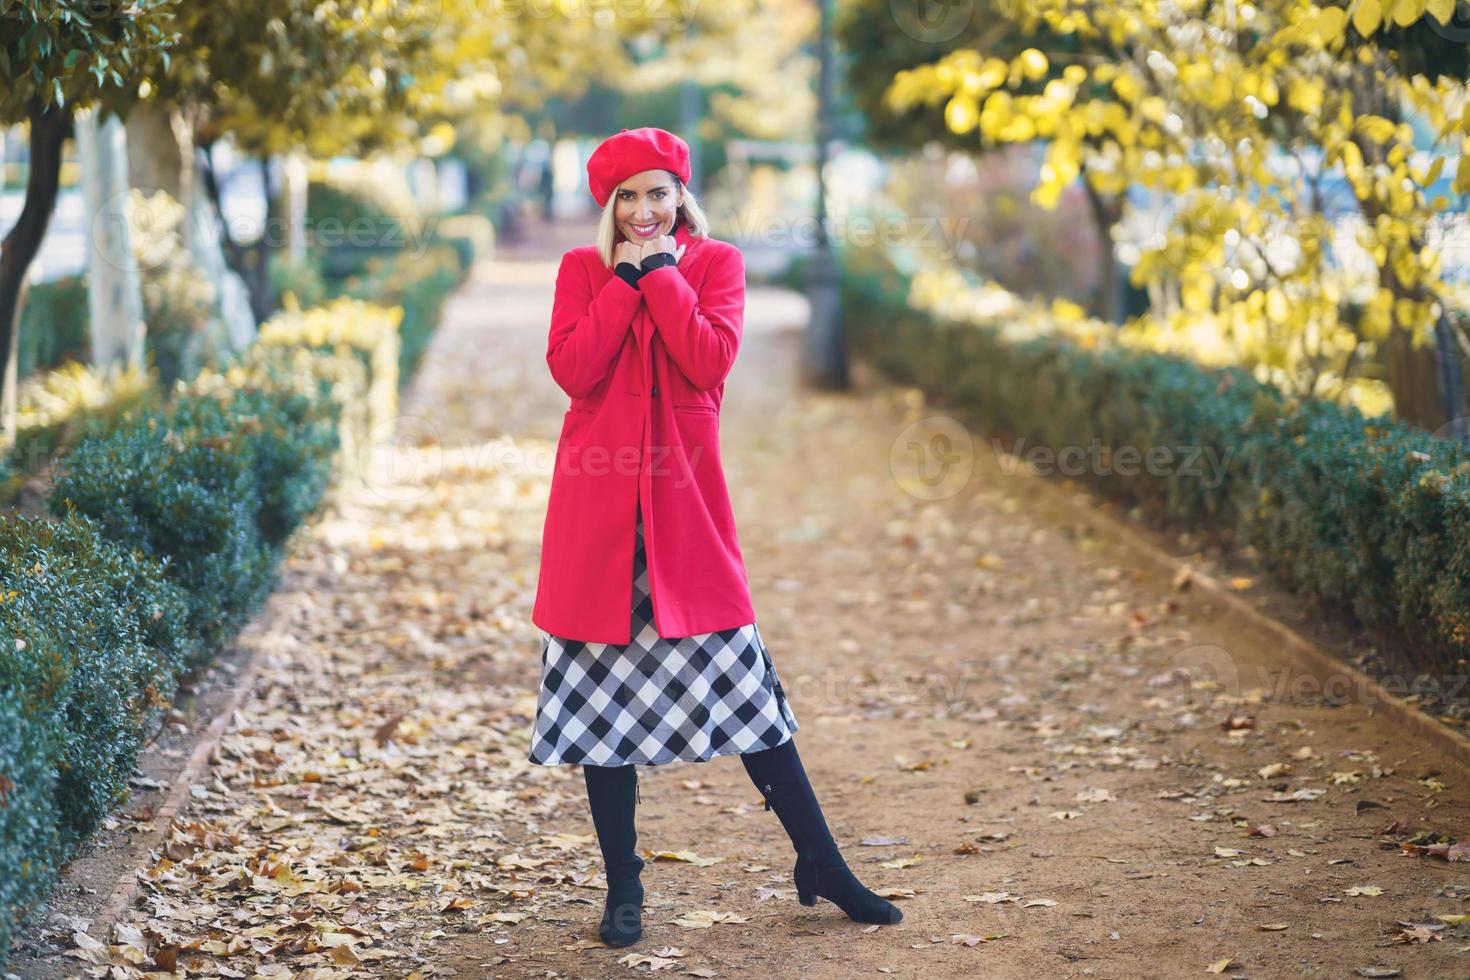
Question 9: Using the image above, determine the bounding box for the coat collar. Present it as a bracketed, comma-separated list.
[671, 214, 693, 251]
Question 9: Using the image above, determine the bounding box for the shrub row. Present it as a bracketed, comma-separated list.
[0, 299, 401, 970]
[330, 239, 474, 387]
[1, 362, 160, 493]
[2, 194, 482, 500]
[836, 245, 1470, 676]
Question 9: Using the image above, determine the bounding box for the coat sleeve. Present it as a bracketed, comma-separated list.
[546, 251, 642, 399]
[637, 244, 744, 392]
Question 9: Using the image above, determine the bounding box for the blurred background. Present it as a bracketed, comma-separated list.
[6, 0, 1470, 446]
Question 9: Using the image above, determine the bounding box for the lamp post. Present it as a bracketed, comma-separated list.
[803, 0, 847, 390]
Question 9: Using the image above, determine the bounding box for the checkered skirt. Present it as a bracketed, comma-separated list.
[528, 503, 799, 767]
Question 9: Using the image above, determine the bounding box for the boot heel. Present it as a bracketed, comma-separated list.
[794, 856, 817, 906]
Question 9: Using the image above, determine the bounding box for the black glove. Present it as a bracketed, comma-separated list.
[614, 261, 644, 289]
[640, 252, 678, 273]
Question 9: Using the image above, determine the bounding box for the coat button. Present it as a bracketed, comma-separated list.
[651, 384, 658, 395]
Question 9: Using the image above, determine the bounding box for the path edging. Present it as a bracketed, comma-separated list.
[87, 593, 288, 939]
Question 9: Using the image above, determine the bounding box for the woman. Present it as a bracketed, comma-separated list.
[527, 127, 902, 948]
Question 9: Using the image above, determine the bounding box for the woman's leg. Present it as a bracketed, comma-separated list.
[582, 762, 645, 946]
[739, 737, 903, 924]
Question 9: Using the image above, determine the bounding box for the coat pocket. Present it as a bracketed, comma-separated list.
[672, 403, 717, 415]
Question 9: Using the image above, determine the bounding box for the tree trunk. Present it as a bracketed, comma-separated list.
[1384, 329, 1444, 428]
[76, 107, 146, 373]
[1376, 242, 1465, 433]
[1349, 58, 1466, 433]
[1081, 181, 1125, 324]
[0, 99, 72, 447]
[248, 156, 278, 323]
[123, 99, 185, 200]
[283, 151, 309, 261]
[1435, 313, 1469, 438]
[198, 147, 277, 325]
[1383, 313, 1466, 433]
[126, 103, 259, 367]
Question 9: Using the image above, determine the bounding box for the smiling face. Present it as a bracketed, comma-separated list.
[613, 169, 683, 244]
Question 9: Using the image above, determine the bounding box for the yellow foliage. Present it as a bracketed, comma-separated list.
[946, 95, 979, 134]
[1015, 49, 1049, 81]
[1352, 0, 1383, 35]
[257, 298, 403, 442]
[15, 360, 154, 436]
[879, 0, 1466, 415]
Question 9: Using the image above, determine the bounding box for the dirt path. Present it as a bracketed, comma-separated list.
[32, 221, 1470, 979]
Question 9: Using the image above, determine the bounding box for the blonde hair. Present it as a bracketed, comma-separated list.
[595, 172, 710, 267]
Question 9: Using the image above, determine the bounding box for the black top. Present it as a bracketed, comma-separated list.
[615, 216, 682, 289]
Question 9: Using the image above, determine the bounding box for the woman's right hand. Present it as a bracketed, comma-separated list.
[614, 240, 643, 268]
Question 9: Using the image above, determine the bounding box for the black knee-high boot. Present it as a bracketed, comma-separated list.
[739, 738, 903, 925]
[583, 763, 645, 946]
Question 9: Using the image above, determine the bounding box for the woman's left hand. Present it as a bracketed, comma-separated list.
[640, 234, 685, 264]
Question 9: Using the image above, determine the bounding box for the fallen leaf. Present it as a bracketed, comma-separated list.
[618, 951, 681, 970]
[964, 892, 1015, 904]
[650, 850, 722, 867]
[670, 910, 748, 929]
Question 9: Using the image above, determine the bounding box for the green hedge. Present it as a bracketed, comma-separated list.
[1, 301, 401, 972]
[839, 246, 1470, 676]
[306, 180, 409, 282]
[0, 696, 60, 966]
[0, 516, 188, 852]
[48, 354, 341, 658]
[17, 275, 89, 379]
[0, 514, 202, 969]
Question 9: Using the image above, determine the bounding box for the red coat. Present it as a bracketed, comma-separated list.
[532, 220, 756, 644]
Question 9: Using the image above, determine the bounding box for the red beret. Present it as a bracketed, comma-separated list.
[586, 127, 691, 208]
